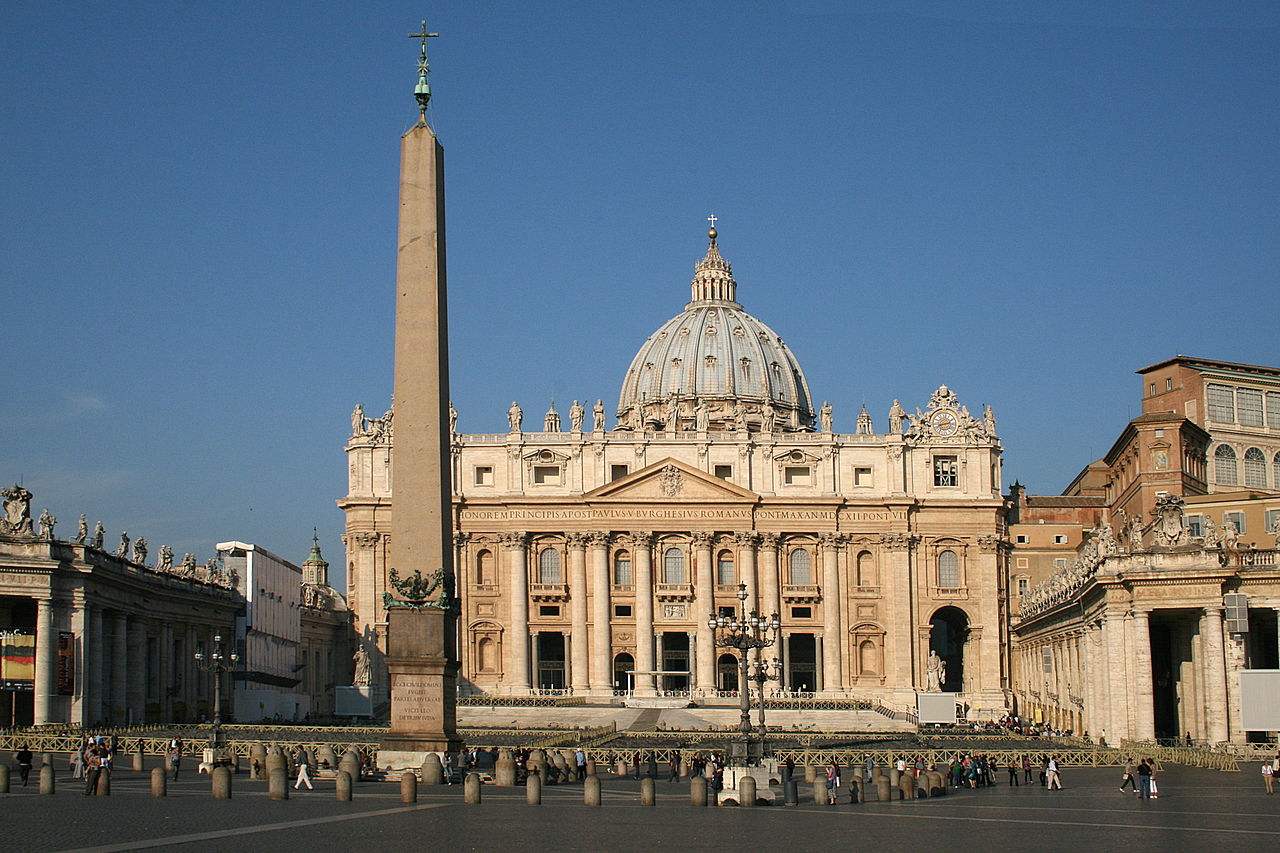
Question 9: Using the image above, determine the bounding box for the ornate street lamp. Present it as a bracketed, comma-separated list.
[709, 583, 781, 764]
[194, 633, 239, 743]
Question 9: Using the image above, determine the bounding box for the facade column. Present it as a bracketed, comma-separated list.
[89, 605, 104, 725]
[34, 598, 57, 725]
[881, 534, 915, 688]
[758, 533, 780, 620]
[588, 532, 612, 692]
[1102, 610, 1129, 743]
[781, 633, 791, 691]
[1131, 609, 1156, 741]
[111, 613, 128, 724]
[735, 532, 759, 610]
[814, 637, 824, 691]
[500, 532, 530, 693]
[1225, 628, 1247, 744]
[820, 534, 843, 694]
[1202, 606, 1229, 744]
[567, 533, 589, 693]
[631, 531, 655, 695]
[127, 619, 147, 724]
[691, 532, 715, 694]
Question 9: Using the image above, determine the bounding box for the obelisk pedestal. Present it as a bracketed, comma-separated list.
[378, 609, 461, 768]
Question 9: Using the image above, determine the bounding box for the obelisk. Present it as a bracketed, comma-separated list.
[379, 22, 461, 764]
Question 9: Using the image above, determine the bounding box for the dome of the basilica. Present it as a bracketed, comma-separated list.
[616, 229, 815, 433]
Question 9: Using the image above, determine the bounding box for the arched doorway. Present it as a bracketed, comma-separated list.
[717, 653, 739, 692]
[929, 606, 969, 693]
[612, 652, 634, 692]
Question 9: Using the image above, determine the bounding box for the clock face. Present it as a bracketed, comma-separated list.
[931, 410, 959, 437]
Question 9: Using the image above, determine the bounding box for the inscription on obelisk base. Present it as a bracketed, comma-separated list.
[378, 608, 461, 769]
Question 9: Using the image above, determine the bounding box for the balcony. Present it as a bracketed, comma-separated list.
[655, 583, 695, 603]
[529, 583, 569, 602]
[781, 584, 822, 604]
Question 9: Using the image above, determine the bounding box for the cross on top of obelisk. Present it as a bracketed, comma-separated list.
[409, 20, 440, 122]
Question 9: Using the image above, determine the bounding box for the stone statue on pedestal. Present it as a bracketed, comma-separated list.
[351, 403, 366, 437]
[926, 650, 946, 692]
[819, 401, 833, 433]
[353, 646, 372, 686]
[508, 401, 523, 432]
[448, 401, 458, 434]
[91, 521, 105, 549]
[888, 400, 906, 435]
[38, 509, 55, 540]
[116, 531, 130, 558]
[592, 399, 605, 431]
[76, 514, 87, 544]
[133, 536, 148, 566]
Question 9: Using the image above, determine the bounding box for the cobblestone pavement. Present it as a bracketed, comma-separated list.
[3, 759, 1279, 852]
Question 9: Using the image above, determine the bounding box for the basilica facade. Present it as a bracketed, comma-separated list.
[341, 230, 1012, 716]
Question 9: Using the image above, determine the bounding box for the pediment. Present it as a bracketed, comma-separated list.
[584, 457, 758, 502]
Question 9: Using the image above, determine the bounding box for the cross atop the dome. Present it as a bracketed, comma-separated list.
[707, 214, 718, 230]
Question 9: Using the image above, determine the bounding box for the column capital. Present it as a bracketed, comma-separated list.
[818, 532, 845, 549]
[565, 532, 589, 550]
[878, 532, 914, 551]
[585, 530, 611, 548]
[733, 530, 759, 548]
[628, 530, 654, 547]
[757, 532, 779, 549]
[690, 531, 714, 548]
[498, 531, 528, 549]
[452, 531, 471, 547]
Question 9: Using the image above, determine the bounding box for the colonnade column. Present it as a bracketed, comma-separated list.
[567, 533, 589, 693]
[34, 598, 56, 725]
[631, 531, 655, 695]
[1102, 610, 1128, 743]
[691, 532, 715, 693]
[500, 532, 530, 693]
[159, 621, 173, 721]
[758, 533, 780, 621]
[111, 613, 128, 723]
[735, 532, 758, 610]
[820, 533, 843, 695]
[89, 605, 104, 725]
[1202, 606, 1229, 743]
[588, 532, 612, 692]
[127, 619, 147, 723]
[1131, 609, 1156, 741]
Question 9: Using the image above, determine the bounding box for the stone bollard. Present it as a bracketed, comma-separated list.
[783, 778, 798, 806]
[421, 753, 444, 785]
[265, 747, 285, 776]
[400, 771, 417, 803]
[464, 772, 482, 804]
[133, 749, 144, 772]
[680, 758, 690, 778]
[494, 750, 516, 787]
[339, 754, 360, 786]
[585, 759, 597, 777]
[336, 770, 352, 802]
[690, 775, 708, 807]
[640, 777, 656, 806]
[151, 767, 167, 797]
[934, 771, 948, 796]
[875, 777, 891, 802]
[812, 779, 827, 805]
[39, 764, 55, 795]
[0, 764, 8, 794]
[96, 769, 111, 796]
[250, 744, 267, 780]
[526, 773, 542, 805]
[318, 745, 337, 770]
[549, 753, 567, 784]
[559, 750, 577, 781]
[41, 752, 52, 769]
[212, 766, 232, 800]
[927, 771, 942, 797]
[804, 764, 817, 783]
[268, 767, 288, 800]
[889, 767, 900, 788]
[738, 775, 757, 808]
[584, 775, 602, 806]
[899, 774, 915, 800]
[615, 759, 627, 776]
[871, 765, 882, 780]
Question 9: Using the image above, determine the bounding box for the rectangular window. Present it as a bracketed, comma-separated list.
[610, 464, 629, 482]
[1017, 578, 1028, 596]
[718, 606, 736, 619]
[1224, 511, 1246, 534]
[1266, 509, 1280, 534]
[532, 465, 560, 485]
[783, 466, 811, 486]
[473, 466, 493, 486]
[1207, 383, 1235, 423]
[1267, 392, 1280, 429]
[1015, 534, 1028, 544]
[1238, 388, 1264, 427]
[1185, 515, 1203, 537]
[1053, 534, 1067, 545]
[713, 464, 733, 480]
[1053, 558, 1068, 568]
[790, 606, 813, 619]
[538, 605, 560, 617]
[613, 605, 632, 617]
[1149, 382, 1157, 397]
[1041, 647, 1053, 673]
[1166, 377, 1173, 391]
[854, 467, 872, 487]
[933, 456, 958, 487]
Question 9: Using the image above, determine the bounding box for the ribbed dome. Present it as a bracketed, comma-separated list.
[616, 230, 815, 433]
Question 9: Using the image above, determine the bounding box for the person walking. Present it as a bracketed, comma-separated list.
[1046, 756, 1063, 790]
[84, 747, 102, 796]
[826, 761, 841, 805]
[168, 743, 182, 781]
[1136, 759, 1152, 799]
[1022, 754, 1033, 784]
[16, 746, 33, 786]
[668, 756, 680, 783]
[1263, 760, 1275, 795]
[293, 747, 313, 790]
[1120, 757, 1137, 792]
[1007, 759, 1019, 786]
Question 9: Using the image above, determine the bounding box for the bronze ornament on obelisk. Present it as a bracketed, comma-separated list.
[378, 21, 462, 766]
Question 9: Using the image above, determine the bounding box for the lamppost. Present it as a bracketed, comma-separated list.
[709, 583, 781, 764]
[194, 633, 238, 744]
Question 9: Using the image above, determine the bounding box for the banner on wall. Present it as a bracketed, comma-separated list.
[58, 632, 75, 695]
[1, 631, 35, 691]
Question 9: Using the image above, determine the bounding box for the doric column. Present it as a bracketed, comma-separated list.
[89, 605, 104, 725]
[127, 619, 147, 723]
[1202, 606, 1229, 744]
[567, 533, 589, 693]
[499, 532, 530, 692]
[734, 532, 759, 610]
[159, 621, 174, 721]
[184, 624, 198, 716]
[34, 598, 56, 725]
[588, 532, 612, 692]
[111, 613, 128, 723]
[631, 531, 655, 694]
[820, 533, 844, 694]
[1130, 609, 1156, 741]
[692, 532, 715, 693]
[758, 533, 780, 622]
[1102, 610, 1128, 743]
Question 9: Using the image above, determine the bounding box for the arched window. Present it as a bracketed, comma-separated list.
[716, 550, 735, 585]
[856, 550, 876, 587]
[538, 547, 561, 584]
[663, 547, 686, 584]
[1244, 447, 1267, 488]
[789, 549, 811, 585]
[859, 640, 879, 675]
[613, 551, 632, 586]
[1215, 445, 1238, 486]
[937, 550, 959, 588]
[1274, 453, 1280, 492]
[475, 549, 494, 586]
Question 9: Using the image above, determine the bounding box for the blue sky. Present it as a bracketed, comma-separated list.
[3, 2, 1277, 587]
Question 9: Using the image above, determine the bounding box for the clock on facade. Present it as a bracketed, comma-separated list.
[930, 409, 959, 437]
